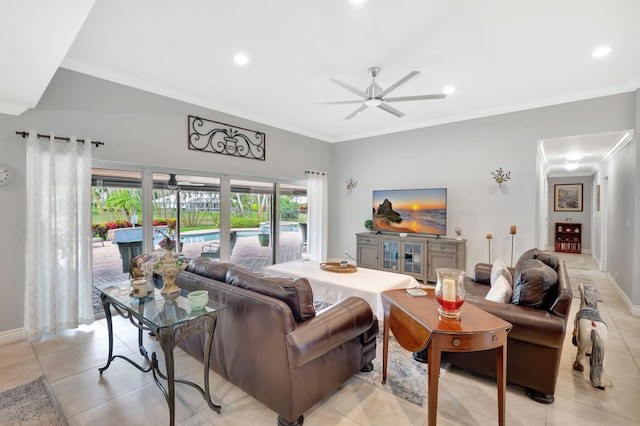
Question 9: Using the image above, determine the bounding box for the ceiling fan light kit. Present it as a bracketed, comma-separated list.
[167, 173, 178, 190]
[318, 66, 447, 120]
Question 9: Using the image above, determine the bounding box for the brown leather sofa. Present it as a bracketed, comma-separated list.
[441, 250, 573, 404]
[176, 258, 378, 426]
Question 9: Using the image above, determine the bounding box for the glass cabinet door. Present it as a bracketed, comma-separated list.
[403, 242, 423, 275]
[382, 241, 399, 271]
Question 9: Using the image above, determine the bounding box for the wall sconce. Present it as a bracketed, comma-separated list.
[346, 178, 358, 193]
[491, 167, 511, 187]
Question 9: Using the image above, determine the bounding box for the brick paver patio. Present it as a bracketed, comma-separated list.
[92, 229, 304, 316]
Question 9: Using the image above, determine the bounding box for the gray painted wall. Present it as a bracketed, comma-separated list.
[594, 136, 638, 306]
[328, 93, 638, 306]
[0, 69, 331, 333]
[1, 70, 638, 334]
[635, 91, 640, 307]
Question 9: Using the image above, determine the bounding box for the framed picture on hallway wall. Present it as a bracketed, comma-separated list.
[554, 183, 583, 212]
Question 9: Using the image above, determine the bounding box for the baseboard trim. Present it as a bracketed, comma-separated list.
[606, 273, 640, 316]
[0, 328, 27, 346]
[593, 256, 602, 270]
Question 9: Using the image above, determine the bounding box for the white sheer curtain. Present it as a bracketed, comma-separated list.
[306, 171, 328, 262]
[25, 131, 94, 341]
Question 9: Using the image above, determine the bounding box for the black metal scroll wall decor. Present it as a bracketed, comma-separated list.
[188, 115, 266, 161]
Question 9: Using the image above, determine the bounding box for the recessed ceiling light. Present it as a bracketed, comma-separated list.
[566, 154, 583, 161]
[349, 0, 367, 5]
[564, 163, 579, 171]
[234, 53, 249, 65]
[443, 86, 455, 95]
[592, 45, 612, 58]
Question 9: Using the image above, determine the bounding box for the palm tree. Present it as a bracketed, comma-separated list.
[104, 189, 142, 221]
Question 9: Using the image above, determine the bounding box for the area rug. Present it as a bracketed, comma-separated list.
[0, 376, 67, 425]
[355, 333, 447, 407]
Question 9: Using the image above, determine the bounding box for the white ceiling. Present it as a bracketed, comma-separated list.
[0, 0, 95, 114]
[2, 1, 639, 172]
[540, 130, 633, 177]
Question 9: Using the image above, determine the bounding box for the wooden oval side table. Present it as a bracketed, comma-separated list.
[381, 289, 512, 426]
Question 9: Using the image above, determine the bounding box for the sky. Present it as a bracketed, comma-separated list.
[372, 188, 447, 211]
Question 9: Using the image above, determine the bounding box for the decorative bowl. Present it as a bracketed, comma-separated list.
[187, 290, 209, 311]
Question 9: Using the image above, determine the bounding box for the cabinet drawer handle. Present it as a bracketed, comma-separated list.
[452, 338, 461, 347]
[492, 335, 498, 342]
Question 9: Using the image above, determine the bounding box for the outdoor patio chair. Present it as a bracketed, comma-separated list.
[117, 241, 144, 273]
[201, 231, 237, 259]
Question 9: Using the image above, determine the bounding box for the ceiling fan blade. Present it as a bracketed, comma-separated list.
[178, 181, 204, 186]
[310, 100, 365, 105]
[345, 104, 369, 120]
[377, 103, 405, 118]
[384, 94, 447, 102]
[329, 77, 368, 98]
[377, 71, 421, 98]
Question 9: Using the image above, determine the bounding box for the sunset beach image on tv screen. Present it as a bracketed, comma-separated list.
[372, 188, 447, 235]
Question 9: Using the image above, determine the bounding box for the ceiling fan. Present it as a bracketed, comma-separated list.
[315, 67, 447, 120]
[167, 173, 204, 190]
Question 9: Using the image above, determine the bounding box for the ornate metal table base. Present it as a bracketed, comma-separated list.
[99, 293, 221, 425]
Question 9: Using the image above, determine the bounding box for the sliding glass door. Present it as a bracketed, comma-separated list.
[92, 167, 305, 297]
[91, 168, 143, 291]
[152, 173, 221, 258]
[229, 179, 274, 270]
[279, 183, 308, 263]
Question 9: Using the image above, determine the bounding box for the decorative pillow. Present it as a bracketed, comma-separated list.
[511, 259, 558, 308]
[225, 267, 315, 323]
[490, 258, 513, 287]
[485, 274, 513, 303]
[534, 251, 560, 271]
[186, 257, 232, 282]
[514, 248, 537, 271]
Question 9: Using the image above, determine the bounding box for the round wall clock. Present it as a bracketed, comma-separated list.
[0, 164, 13, 186]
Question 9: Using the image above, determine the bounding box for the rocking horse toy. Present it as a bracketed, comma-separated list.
[572, 283, 607, 390]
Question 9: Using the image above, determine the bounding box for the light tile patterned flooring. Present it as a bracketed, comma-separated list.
[1, 253, 639, 425]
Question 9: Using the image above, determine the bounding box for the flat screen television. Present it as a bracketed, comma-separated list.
[372, 188, 447, 236]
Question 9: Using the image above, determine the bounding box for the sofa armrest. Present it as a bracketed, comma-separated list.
[285, 297, 374, 368]
[473, 263, 493, 284]
[467, 299, 568, 348]
[474, 262, 516, 284]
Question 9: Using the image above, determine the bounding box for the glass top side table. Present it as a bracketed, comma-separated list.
[99, 285, 225, 426]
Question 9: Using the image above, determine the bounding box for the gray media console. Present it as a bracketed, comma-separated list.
[355, 232, 466, 283]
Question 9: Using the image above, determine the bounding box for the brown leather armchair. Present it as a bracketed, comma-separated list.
[441, 258, 572, 403]
[177, 259, 378, 425]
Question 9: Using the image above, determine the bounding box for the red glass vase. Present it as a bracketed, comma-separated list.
[434, 268, 466, 319]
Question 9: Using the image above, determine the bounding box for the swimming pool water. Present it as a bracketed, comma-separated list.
[153, 230, 259, 246]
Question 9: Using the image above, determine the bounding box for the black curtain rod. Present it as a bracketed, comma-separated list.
[15, 131, 104, 147]
[304, 170, 327, 175]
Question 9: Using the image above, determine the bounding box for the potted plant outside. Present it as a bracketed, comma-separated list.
[258, 233, 270, 247]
